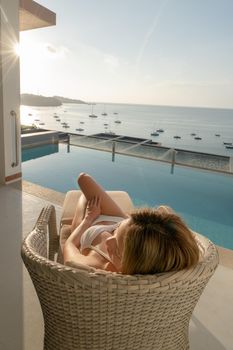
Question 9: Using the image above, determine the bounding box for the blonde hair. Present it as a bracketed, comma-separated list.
[121, 206, 199, 275]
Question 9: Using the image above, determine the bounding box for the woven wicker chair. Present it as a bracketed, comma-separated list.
[21, 191, 219, 350]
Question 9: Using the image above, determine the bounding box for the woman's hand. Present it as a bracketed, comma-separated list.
[84, 196, 101, 223]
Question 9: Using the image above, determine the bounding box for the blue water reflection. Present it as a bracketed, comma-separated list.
[22, 143, 59, 162]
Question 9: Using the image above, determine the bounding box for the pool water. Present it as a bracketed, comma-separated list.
[22, 143, 233, 250]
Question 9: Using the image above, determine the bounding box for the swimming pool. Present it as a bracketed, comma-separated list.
[22, 143, 233, 250]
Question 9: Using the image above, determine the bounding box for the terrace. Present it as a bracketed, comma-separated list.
[0, 1, 232, 349]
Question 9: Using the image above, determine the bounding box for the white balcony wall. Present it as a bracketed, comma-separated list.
[0, 0, 21, 184]
[0, 2, 23, 350]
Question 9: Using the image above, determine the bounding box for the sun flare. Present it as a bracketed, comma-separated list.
[14, 43, 21, 57]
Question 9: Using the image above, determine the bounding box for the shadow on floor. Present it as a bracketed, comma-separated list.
[190, 315, 227, 350]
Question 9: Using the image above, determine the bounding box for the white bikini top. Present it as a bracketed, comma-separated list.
[80, 215, 124, 264]
[92, 215, 125, 226]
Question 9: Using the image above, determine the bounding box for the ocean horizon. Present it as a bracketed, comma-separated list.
[21, 102, 233, 156]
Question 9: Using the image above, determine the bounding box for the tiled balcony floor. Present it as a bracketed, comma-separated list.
[0, 183, 232, 349]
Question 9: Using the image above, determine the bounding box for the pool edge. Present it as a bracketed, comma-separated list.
[22, 180, 65, 206]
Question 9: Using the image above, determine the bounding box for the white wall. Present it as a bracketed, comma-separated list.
[0, 4, 23, 350]
[0, 0, 21, 184]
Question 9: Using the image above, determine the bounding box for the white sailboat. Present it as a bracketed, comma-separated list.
[89, 104, 98, 118]
[89, 103, 98, 118]
[101, 104, 107, 116]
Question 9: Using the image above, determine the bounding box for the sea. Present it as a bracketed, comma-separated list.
[20, 103, 233, 157]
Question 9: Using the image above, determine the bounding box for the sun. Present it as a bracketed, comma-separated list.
[14, 43, 21, 57]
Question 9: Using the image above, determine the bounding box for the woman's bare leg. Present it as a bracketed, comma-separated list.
[78, 173, 128, 218]
[71, 173, 128, 230]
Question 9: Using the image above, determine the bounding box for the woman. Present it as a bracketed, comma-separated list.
[63, 173, 200, 274]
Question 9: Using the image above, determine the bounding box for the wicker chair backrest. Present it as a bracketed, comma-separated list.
[22, 205, 219, 350]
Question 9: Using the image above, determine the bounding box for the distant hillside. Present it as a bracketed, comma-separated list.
[21, 94, 62, 106]
[54, 96, 86, 104]
[21, 94, 86, 106]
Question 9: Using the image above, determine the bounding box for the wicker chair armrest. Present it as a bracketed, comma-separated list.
[35, 205, 59, 260]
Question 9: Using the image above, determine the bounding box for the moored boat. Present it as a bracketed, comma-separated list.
[101, 105, 107, 116]
[89, 103, 98, 118]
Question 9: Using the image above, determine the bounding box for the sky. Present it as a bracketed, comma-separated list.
[19, 0, 233, 108]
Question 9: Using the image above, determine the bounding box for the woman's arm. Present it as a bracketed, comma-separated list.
[63, 197, 101, 265]
[63, 217, 93, 264]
